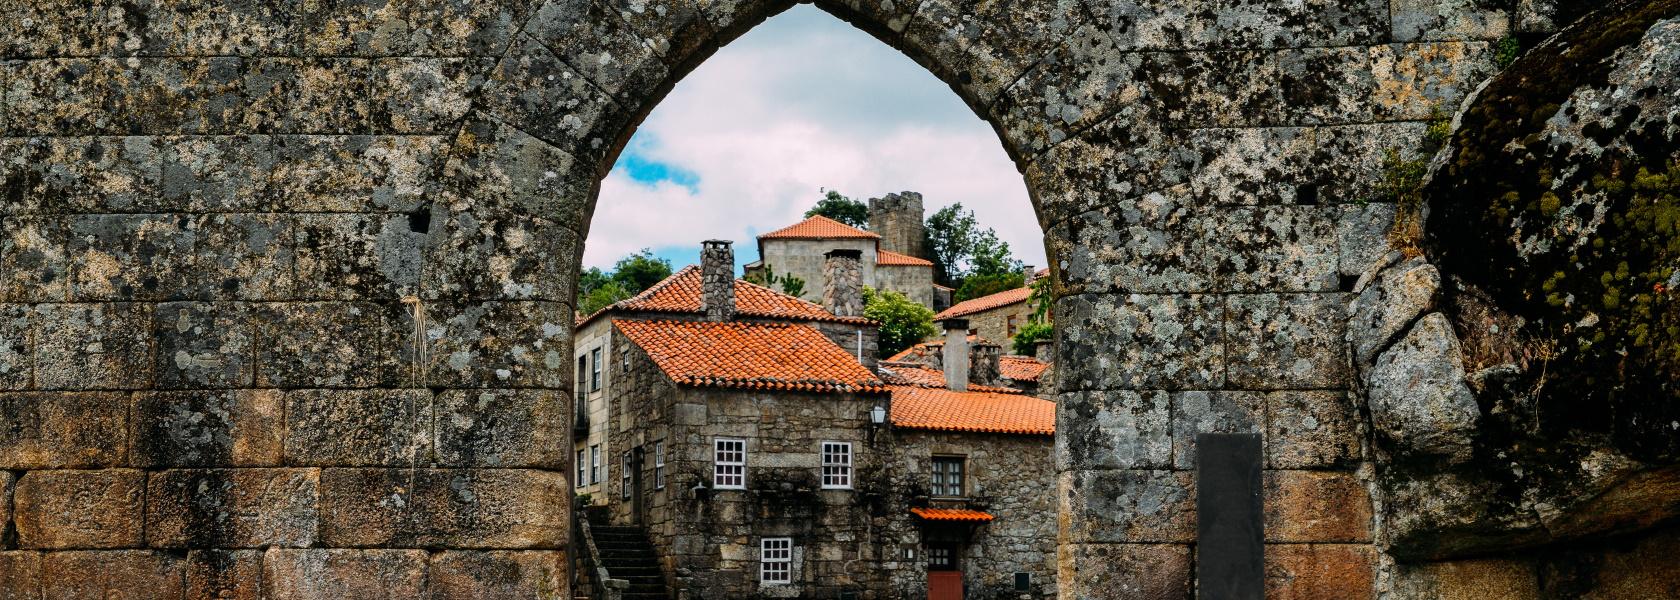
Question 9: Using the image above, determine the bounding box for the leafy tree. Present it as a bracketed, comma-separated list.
[579, 280, 632, 315]
[576, 249, 673, 315]
[926, 203, 1022, 287]
[863, 286, 936, 359]
[1011, 322, 1054, 356]
[805, 189, 870, 228]
[611, 249, 674, 292]
[955, 272, 1025, 302]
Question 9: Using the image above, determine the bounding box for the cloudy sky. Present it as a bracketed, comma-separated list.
[583, 4, 1044, 273]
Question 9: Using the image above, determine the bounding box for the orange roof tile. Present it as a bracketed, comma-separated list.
[759, 215, 880, 240]
[889, 385, 1054, 435]
[580, 266, 870, 327]
[1000, 355, 1049, 382]
[934, 286, 1033, 320]
[883, 336, 1000, 363]
[879, 362, 1022, 394]
[911, 507, 995, 522]
[615, 320, 888, 394]
[877, 249, 933, 267]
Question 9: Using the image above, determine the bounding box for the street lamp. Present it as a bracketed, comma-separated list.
[870, 405, 887, 425]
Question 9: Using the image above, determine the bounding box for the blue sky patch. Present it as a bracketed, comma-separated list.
[614, 135, 701, 191]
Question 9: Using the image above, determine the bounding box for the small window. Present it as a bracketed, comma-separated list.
[931, 456, 964, 497]
[621, 451, 633, 499]
[1014, 572, 1032, 592]
[928, 543, 958, 571]
[576, 449, 586, 488]
[1006, 314, 1018, 337]
[821, 442, 852, 489]
[621, 348, 630, 371]
[760, 538, 792, 584]
[590, 445, 601, 484]
[714, 438, 746, 489]
[654, 441, 666, 489]
[590, 347, 603, 391]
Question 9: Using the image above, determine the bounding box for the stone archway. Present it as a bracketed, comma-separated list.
[0, 0, 1549, 597]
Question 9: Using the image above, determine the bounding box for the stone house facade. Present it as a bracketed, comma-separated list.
[572, 241, 877, 508]
[590, 243, 1058, 599]
[933, 281, 1040, 348]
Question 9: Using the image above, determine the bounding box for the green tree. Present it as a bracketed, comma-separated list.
[576, 249, 674, 316]
[805, 190, 870, 228]
[578, 280, 632, 315]
[955, 272, 1025, 302]
[745, 265, 806, 297]
[926, 203, 1022, 287]
[863, 286, 936, 358]
[1011, 322, 1053, 355]
[610, 249, 674, 292]
[778, 274, 806, 298]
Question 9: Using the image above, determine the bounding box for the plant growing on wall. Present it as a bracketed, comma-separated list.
[745, 265, 806, 297]
[1010, 275, 1055, 354]
[863, 286, 936, 358]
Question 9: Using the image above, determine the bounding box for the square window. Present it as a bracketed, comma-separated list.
[821, 442, 852, 489]
[714, 438, 746, 489]
[761, 538, 792, 584]
[931, 456, 964, 497]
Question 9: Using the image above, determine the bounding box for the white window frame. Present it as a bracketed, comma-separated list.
[576, 449, 586, 488]
[590, 445, 601, 485]
[760, 538, 793, 584]
[590, 347, 602, 391]
[820, 442, 852, 489]
[654, 441, 666, 489]
[714, 438, 746, 489]
[621, 451, 633, 499]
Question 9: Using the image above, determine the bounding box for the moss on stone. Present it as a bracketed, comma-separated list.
[1424, 0, 1680, 458]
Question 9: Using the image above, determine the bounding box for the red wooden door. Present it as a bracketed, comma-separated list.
[928, 571, 963, 600]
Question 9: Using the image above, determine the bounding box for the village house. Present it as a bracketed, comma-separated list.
[744, 192, 945, 310]
[574, 241, 1057, 599]
[931, 268, 1048, 349]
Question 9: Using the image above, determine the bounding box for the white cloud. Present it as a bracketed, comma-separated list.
[583, 5, 1044, 271]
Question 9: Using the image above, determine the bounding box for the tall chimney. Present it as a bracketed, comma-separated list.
[970, 339, 1001, 387]
[1023, 264, 1036, 283]
[823, 249, 864, 318]
[700, 240, 735, 322]
[942, 318, 969, 392]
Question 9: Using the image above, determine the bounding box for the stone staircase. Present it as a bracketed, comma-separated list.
[581, 509, 670, 600]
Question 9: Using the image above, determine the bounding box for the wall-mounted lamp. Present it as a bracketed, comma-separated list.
[870, 405, 887, 425]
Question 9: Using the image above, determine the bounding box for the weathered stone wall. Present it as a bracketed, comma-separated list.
[868, 191, 927, 258]
[757, 238, 879, 303]
[887, 429, 1059, 599]
[957, 300, 1033, 347]
[875, 262, 936, 309]
[0, 0, 1619, 596]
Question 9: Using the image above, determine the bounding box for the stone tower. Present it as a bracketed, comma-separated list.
[868, 191, 927, 258]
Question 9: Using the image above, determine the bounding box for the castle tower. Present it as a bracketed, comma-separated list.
[868, 191, 927, 258]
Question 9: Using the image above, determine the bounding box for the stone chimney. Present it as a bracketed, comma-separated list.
[970, 339, 1002, 387]
[868, 191, 927, 258]
[700, 240, 735, 322]
[1034, 339, 1056, 364]
[1023, 264, 1036, 283]
[823, 249, 864, 318]
[941, 318, 969, 392]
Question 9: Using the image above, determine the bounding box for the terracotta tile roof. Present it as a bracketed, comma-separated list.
[911, 507, 995, 522]
[933, 286, 1033, 320]
[580, 265, 871, 327]
[1000, 355, 1049, 382]
[882, 336, 999, 363]
[878, 362, 1021, 394]
[615, 320, 888, 394]
[758, 215, 880, 240]
[876, 249, 933, 267]
[889, 385, 1054, 435]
